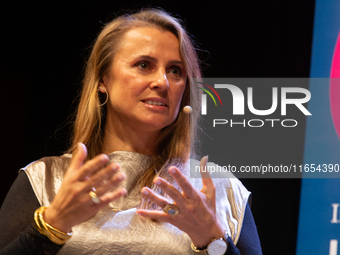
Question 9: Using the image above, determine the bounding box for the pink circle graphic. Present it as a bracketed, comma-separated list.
[330, 30, 340, 140]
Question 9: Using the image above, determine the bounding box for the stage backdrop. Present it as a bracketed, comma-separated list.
[297, 0, 340, 254]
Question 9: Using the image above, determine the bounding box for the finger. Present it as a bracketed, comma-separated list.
[86, 162, 120, 189]
[100, 187, 127, 204]
[69, 143, 87, 171]
[199, 156, 215, 195]
[153, 177, 185, 206]
[94, 171, 126, 196]
[168, 166, 195, 198]
[136, 209, 174, 223]
[77, 154, 110, 180]
[141, 187, 169, 208]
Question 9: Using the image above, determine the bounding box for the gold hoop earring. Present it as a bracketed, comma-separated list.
[98, 86, 108, 106]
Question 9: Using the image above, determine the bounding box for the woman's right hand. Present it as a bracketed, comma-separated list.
[43, 143, 127, 233]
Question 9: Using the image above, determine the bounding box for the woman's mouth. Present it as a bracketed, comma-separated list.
[144, 100, 166, 106]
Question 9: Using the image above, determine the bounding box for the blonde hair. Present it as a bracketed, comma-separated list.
[70, 9, 202, 208]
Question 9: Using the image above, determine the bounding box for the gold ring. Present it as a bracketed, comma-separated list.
[163, 203, 179, 216]
[89, 191, 100, 204]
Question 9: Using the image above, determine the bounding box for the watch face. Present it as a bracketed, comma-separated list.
[207, 239, 227, 255]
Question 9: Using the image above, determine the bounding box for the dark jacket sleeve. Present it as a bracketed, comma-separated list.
[0, 171, 63, 255]
[226, 203, 262, 255]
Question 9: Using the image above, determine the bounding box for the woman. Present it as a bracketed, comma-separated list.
[0, 9, 261, 254]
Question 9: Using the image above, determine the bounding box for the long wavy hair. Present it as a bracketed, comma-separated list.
[69, 9, 202, 208]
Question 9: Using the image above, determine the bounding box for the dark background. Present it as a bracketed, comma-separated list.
[0, 1, 315, 254]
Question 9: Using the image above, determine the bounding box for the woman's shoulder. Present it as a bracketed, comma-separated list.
[21, 154, 72, 173]
[187, 158, 248, 187]
[20, 154, 72, 206]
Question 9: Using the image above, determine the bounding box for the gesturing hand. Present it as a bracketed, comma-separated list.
[43, 143, 127, 233]
[136, 156, 224, 248]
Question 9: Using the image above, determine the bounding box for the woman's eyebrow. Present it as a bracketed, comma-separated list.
[169, 60, 184, 66]
[137, 55, 158, 63]
[137, 55, 183, 65]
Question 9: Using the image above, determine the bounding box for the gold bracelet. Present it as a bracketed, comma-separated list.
[191, 242, 208, 253]
[33, 206, 72, 245]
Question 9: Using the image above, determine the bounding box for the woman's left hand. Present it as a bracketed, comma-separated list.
[136, 156, 224, 248]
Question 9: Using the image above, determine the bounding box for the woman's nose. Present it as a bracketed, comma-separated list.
[150, 70, 169, 91]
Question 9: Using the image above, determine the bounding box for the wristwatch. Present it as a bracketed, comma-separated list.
[191, 232, 228, 255]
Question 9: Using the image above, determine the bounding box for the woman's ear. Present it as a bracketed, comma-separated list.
[98, 76, 107, 92]
[99, 74, 110, 90]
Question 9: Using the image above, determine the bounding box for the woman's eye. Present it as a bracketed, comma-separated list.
[169, 67, 181, 76]
[138, 62, 149, 70]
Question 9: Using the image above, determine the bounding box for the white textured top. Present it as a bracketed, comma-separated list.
[22, 151, 250, 254]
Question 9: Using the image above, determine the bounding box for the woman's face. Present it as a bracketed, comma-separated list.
[101, 26, 187, 133]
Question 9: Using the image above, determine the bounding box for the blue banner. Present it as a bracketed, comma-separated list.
[297, 1, 340, 254]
